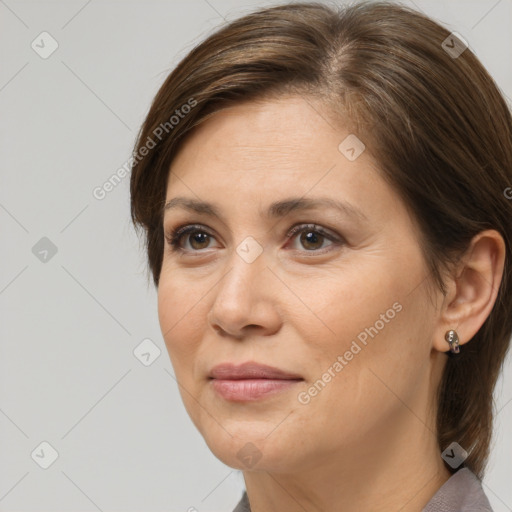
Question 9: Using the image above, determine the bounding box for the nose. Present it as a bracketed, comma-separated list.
[207, 244, 282, 339]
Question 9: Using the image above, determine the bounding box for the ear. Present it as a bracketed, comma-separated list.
[432, 229, 506, 353]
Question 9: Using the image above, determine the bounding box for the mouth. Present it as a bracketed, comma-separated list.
[208, 361, 304, 402]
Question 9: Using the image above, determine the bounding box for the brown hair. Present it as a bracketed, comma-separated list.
[130, 1, 512, 478]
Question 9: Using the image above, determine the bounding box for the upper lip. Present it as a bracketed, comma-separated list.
[209, 362, 303, 380]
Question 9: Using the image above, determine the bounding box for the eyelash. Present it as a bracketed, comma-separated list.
[164, 223, 343, 255]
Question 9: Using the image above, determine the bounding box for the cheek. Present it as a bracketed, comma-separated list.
[293, 311, 431, 456]
[157, 276, 205, 376]
[291, 261, 405, 354]
[302, 271, 434, 431]
[297, 252, 433, 398]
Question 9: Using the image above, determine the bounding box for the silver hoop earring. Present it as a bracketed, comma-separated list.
[445, 330, 460, 354]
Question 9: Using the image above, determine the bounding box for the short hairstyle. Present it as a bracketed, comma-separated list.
[130, 1, 512, 478]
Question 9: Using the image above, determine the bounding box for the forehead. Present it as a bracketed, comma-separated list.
[168, 95, 369, 185]
[164, 95, 404, 229]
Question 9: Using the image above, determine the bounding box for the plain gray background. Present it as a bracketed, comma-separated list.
[1, 0, 511, 510]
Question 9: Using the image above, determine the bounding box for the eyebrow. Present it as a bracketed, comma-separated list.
[163, 196, 368, 222]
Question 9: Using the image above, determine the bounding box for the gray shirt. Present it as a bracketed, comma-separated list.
[232, 468, 493, 511]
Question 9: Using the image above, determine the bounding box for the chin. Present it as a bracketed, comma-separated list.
[201, 423, 299, 473]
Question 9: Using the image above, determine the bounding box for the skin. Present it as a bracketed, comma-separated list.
[157, 95, 505, 512]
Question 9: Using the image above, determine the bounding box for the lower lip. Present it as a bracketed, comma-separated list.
[211, 378, 302, 401]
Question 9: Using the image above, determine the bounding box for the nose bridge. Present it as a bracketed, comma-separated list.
[208, 234, 272, 334]
[218, 234, 267, 300]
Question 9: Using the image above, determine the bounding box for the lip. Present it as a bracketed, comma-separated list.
[209, 361, 303, 380]
[209, 362, 304, 402]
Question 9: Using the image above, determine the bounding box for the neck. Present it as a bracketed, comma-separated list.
[241, 411, 452, 512]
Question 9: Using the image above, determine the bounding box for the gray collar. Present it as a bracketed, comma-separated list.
[232, 468, 493, 512]
[422, 468, 493, 512]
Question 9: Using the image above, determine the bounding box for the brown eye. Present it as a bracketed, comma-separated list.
[165, 224, 217, 252]
[187, 231, 211, 250]
[287, 224, 341, 253]
[299, 230, 326, 250]
[165, 222, 343, 255]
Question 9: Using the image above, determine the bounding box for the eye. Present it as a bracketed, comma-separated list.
[164, 223, 343, 254]
[165, 224, 218, 252]
[285, 223, 341, 252]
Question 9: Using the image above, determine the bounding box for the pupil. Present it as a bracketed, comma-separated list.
[302, 231, 321, 249]
[192, 233, 208, 248]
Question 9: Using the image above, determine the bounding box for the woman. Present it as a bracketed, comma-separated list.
[129, 2, 512, 510]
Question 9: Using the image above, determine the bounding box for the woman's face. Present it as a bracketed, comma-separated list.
[158, 95, 446, 472]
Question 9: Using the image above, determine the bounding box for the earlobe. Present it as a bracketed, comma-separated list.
[432, 229, 506, 354]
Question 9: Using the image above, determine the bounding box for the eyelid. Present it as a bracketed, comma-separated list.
[286, 223, 339, 242]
